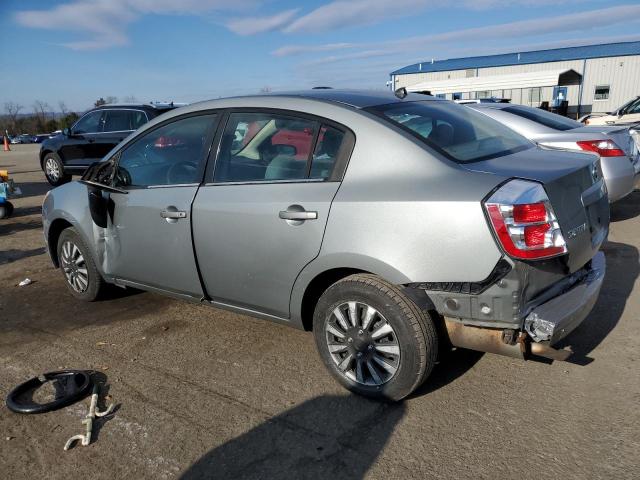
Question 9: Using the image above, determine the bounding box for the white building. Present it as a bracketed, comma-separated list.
[390, 41, 640, 117]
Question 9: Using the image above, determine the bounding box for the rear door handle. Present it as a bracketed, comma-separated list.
[279, 210, 317, 220]
[161, 210, 187, 219]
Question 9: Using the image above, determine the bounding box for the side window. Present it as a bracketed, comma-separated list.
[114, 114, 216, 188]
[310, 126, 345, 180]
[627, 99, 640, 115]
[130, 111, 148, 129]
[103, 110, 134, 132]
[214, 112, 318, 183]
[73, 111, 103, 134]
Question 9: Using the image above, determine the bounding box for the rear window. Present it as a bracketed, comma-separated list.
[368, 101, 532, 163]
[501, 105, 582, 131]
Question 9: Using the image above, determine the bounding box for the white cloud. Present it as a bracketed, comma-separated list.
[227, 9, 300, 36]
[15, 0, 255, 50]
[276, 4, 640, 61]
[281, 0, 582, 35]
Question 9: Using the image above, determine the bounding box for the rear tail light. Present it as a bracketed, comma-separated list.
[576, 139, 625, 157]
[484, 179, 567, 260]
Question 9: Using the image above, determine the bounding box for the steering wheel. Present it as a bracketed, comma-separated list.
[167, 161, 198, 184]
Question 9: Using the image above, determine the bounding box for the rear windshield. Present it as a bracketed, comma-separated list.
[368, 101, 532, 163]
[501, 105, 582, 131]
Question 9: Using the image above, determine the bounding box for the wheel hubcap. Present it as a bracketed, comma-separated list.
[325, 301, 401, 386]
[45, 158, 59, 181]
[60, 241, 89, 293]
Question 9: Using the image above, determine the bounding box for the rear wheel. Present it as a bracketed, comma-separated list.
[313, 274, 438, 401]
[43, 153, 71, 186]
[56, 228, 106, 301]
[0, 201, 13, 219]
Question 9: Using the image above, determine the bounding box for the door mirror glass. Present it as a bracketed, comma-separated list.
[114, 114, 217, 188]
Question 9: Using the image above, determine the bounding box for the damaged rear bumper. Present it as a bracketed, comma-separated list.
[523, 251, 605, 344]
[442, 251, 605, 360]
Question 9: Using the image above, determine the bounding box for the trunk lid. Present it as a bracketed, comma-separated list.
[464, 147, 609, 273]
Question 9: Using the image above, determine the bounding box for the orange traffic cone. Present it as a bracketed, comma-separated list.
[3, 134, 10, 152]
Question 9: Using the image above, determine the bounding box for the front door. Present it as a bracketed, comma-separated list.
[192, 111, 351, 318]
[61, 110, 105, 168]
[106, 113, 219, 297]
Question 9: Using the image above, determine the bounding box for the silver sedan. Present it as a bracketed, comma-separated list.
[468, 103, 640, 202]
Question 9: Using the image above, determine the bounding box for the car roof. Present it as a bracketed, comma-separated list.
[94, 103, 182, 111]
[265, 89, 439, 109]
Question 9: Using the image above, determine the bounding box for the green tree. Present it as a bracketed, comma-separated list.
[94, 97, 106, 107]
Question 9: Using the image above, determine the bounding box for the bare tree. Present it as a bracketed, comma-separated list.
[259, 86, 272, 94]
[4, 102, 23, 131]
[105, 96, 118, 104]
[33, 100, 51, 130]
[122, 95, 137, 103]
[58, 101, 68, 116]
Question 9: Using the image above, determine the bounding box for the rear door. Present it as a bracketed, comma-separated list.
[106, 113, 219, 297]
[192, 110, 353, 318]
[99, 109, 148, 157]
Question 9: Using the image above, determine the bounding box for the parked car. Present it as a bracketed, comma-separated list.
[582, 96, 640, 126]
[42, 90, 608, 400]
[467, 103, 640, 202]
[13, 134, 35, 144]
[39, 103, 180, 186]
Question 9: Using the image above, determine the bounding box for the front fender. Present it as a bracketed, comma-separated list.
[42, 182, 109, 278]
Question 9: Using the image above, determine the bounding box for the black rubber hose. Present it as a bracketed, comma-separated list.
[5, 370, 92, 414]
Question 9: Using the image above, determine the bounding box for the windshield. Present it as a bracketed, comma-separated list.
[368, 101, 532, 163]
[501, 105, 582, 131]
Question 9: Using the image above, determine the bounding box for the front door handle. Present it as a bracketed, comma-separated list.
[161, 209, 187, 220]
[279, 210, 317, 221]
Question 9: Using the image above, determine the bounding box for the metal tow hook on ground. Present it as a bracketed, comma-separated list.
[64, 384, 114, 451]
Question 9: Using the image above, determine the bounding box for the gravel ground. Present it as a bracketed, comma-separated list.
[1, 144, 639, 479]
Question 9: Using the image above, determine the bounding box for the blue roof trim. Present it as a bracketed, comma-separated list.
[391, 41, 640, 75]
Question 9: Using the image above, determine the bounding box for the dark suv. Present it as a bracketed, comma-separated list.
[40, 103, 179, 185]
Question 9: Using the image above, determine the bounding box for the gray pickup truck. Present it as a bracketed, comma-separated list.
[42, 90, 608, 400]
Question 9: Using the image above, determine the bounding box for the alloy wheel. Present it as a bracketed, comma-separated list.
[60, 240, 89, 293]
[45, 157, 60, 182]
[325, 301, 401, 386]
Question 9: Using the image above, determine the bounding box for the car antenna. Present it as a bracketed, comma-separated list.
[395, 87, 408, 99]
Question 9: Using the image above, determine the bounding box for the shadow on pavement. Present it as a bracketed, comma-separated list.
[0, 247, 46, 265]
[180, 395, 404, 480]
[0, 219, 42, 236]
[610, 190, 640, 222]
[558, 240, 639, 363]
[10, 180, 51, 199]
[410, 347, 483, 398]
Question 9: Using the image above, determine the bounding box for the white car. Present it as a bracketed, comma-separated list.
[584, 96, 640, 126]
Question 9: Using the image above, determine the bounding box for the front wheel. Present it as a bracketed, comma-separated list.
[56, 228, 106, 301]
[43, 153, 71, 186]
[313, 274, 438, 401]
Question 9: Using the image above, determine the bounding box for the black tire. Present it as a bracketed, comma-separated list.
[313, 274, 438, 401]
[43, 152, 71, 186]
[0, 201, 13, 219]
[56, 227, 106, 301]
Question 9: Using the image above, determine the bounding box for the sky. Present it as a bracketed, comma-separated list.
[1, 0, 640, 112]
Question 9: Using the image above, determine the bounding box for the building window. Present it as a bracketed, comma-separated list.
[476, 91, 491, 99]
[436, 93, 446, 99]
[594, 85, 610, 101]
[465, 69, 475, 78]
[453, 92, 462, 100]
[529, 87, 542, 104]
